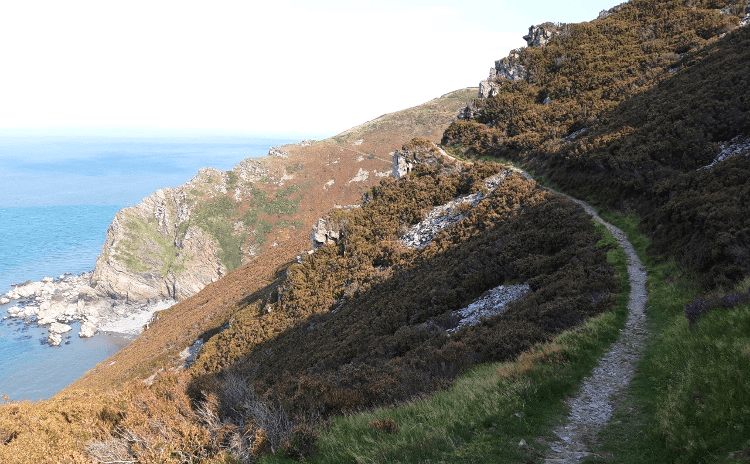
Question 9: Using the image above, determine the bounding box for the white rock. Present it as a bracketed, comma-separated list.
[47, 332, 63, 346]
[8, 305, 37, 318]
[42, 276, 54, 283]
[78, 321, 98, 338]
[179, 339, 204, 368]
[49, 322, 73, 334]
[36, 301, 58, 325]
[0, 298, 9, 305]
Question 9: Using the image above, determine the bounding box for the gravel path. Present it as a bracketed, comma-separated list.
[517, 171, 649, 463]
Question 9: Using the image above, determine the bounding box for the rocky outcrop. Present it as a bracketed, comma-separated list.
[311, 217, 342, 249]
[399, 169, 512, 249]
[523, 22, 562, 47]
[598, 3, 627, 20]
[477, 50, 528, 99]
[91, 164, 255, 302]
[701, 135, 750, 169]
[463, 23, 559, 118]
[91, 189, 226, 301]
[392, 139, 461, 179]
[268, 146, 289, 158]
[447, 284, 531, 333]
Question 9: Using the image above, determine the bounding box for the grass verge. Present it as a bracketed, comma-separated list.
[260, 220, 630, 463]
[584, 212, 750, 464]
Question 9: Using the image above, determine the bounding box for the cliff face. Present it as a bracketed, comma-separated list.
[89, 89, 476, 304]
[91, 169, 229, 301]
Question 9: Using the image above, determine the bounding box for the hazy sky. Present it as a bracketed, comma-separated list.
[1, 0, 621, 139]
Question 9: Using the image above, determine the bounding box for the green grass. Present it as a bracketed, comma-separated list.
[116, 217, 186, 277]
[260, 220, 631, 463]
[584, 213, 750, 464]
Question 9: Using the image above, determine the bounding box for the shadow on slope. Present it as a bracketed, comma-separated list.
[186, 162, 618, 429]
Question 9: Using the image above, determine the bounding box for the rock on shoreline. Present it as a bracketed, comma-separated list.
[3, 272, 174, 346]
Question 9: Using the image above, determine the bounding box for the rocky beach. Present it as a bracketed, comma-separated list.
[2, 273, 174, 346]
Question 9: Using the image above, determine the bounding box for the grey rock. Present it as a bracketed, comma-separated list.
[179, 339, 204, 368]
[268, 146, 289, 158]
[399, 169, 512, 249]
[49, 322, 72, 334]
[448, 283, 531, 332]
[523, 23, 561, 47]
[476, 51, 528, 99]
[47, 332, 63, 347]
[311, 217, 342, 249]
[597, 2, 627, 20]
[701, 135, 750, 169]
[392, 141, 460, 179]
[494, 50, 527, 82]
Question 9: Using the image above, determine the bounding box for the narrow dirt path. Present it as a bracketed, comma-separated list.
[510, 168, 650, 463]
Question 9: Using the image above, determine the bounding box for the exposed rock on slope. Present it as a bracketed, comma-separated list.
[392, 138, 461, 179]
[399, 168, 512, 248]
[92, 178, 226, 301]
[523, 22, 563, 47]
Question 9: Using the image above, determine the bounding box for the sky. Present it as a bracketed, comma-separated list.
[0, 0, 622, 139]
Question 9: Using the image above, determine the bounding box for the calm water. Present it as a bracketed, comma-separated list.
[0, 135, 299, 401]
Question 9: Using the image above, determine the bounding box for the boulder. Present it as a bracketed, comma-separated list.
[47, 332, 63, 347]
[311, 217, 342, 249]
[77, 285, 99, 302]
[36, 301, 58, 325]
[49, 322, 72, 334]
[0, 297, 9, 305]
[78, 321, 98, 338]
[7, 281, 44, 299]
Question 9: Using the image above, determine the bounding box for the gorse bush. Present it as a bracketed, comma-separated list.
[443, 0, 750, 288]
[684, 285, 750, 327]
[190, 158, 617, 422]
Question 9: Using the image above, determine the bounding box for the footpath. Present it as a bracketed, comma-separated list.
[512, 169, 650, 463]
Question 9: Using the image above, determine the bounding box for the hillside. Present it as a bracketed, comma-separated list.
[2, 0, 750, 463]
[442, 0, 750, 288]
[69, 89, 474, 390]
[92, 89, 475, 302]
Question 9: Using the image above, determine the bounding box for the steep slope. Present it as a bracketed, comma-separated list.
[91, 89, 475, 303]
[442, 0, 750, 287]
[57, 148, 615, 464]
[69, 88, 475, 391]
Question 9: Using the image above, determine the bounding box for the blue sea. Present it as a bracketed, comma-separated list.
[0, 135, 299, 401]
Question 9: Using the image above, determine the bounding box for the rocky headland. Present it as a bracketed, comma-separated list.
[4, 91, 476, 350]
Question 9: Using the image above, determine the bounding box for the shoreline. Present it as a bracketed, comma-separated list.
[2, 271, 175, 345]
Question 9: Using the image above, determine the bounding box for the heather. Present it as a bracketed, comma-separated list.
[190, 161, 617, 421]
[442, 0, 750, 288]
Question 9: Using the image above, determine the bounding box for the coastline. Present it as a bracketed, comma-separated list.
[2, 272, 175, 344]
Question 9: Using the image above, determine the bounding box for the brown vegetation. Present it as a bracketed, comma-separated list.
[443, 0, 750, 288]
